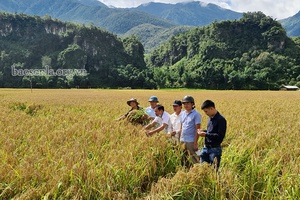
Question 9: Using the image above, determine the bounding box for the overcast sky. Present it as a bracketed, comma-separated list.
[99, 0, 300, 20]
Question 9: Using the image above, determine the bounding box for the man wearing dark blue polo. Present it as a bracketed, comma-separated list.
[198, 100, 227, 169]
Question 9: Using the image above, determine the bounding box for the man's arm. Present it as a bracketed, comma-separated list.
[194, 124, 201, 150]
[115, 111, 130, 121]
[170, 123, 177, 136]
[148, 116, 155, 120]
[178, 123, 182, 142]
[147, 123, 167, 136]
[193, 112, 202, 150]
[144, 121, 157, 130]
[115, 115, 126, 121]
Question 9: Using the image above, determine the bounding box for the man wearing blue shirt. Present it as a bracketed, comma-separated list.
[198, 100, 227, 170]
[179, 95, 202, 166]
[145, 96, 159, 120]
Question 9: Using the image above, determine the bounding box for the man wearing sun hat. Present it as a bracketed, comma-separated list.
[115, 98, 142, 121]
[145, 96, 159, 120]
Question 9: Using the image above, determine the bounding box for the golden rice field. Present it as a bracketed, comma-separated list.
[0, 89, 299, 200]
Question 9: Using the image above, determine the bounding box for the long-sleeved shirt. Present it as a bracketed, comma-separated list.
[124, 106, 143, 117]
[205, 111, 227, 148]
[169, 111, 183, 140]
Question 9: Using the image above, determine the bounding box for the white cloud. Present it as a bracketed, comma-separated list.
[229, 0, 300, 19]
[98, 0, 300, 19]
[200, 0, 231, 9]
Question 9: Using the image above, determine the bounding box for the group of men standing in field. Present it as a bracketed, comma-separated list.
[117, 95, 227, 169]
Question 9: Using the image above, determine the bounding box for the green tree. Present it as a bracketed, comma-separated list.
[57, 44, 87, 69]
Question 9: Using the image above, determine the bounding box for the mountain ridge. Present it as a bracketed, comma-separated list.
[280, 11, 300, 36]
[0, 0, 176, 33]
[133, 1, 243, 26]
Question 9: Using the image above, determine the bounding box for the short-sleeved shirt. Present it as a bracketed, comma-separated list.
[180, 109, 201, 142]
[145, 106, 156, 118]
[153, 111, 171, 133]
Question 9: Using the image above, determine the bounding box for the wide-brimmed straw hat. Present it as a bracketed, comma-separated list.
[127, 98, 139, 106]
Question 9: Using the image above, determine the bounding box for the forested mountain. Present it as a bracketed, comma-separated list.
[280, 11, 300, 36]
[0, 0, 243, 52]
[99, 10, 175, 34]
[133, 2, 243, 26]
[0, 0, 176, 34]
[122, 24, 193, 53]
[147, 12, 300, 89]
[1, 11, 300, 90]
[126, 1, 242, 52]
[0, 12, 149, 88]
[1, 0, 299, 52]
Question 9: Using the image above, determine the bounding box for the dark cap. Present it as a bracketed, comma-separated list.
[172, 100, 182, 106]
[148, 96, 159, 102]
[127, 98, 139, 106]
[182, 95, 195, 103]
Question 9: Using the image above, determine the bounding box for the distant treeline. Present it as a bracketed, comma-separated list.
[0, 12, 300, 89]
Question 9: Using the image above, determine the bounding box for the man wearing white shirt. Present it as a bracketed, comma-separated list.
[144, 105, 171, 136]
[169, 100, 183, 144]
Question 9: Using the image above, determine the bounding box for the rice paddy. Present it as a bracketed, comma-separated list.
[0, 89, 299, 199]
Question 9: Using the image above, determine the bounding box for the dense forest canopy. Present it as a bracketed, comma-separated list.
[147, 12, 300, 89]
[0, 11, 300, 89]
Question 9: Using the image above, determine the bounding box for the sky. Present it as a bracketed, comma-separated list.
[98, 0, 300, 20]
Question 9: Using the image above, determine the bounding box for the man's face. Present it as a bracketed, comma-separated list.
[183, 102, 193, 111]
[130, 101, 137, 108]
[202, 107, 214, 117]
[173, 105, 182, 113]
[154, 108, 163, 116]
[150, 101, 158, 108]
